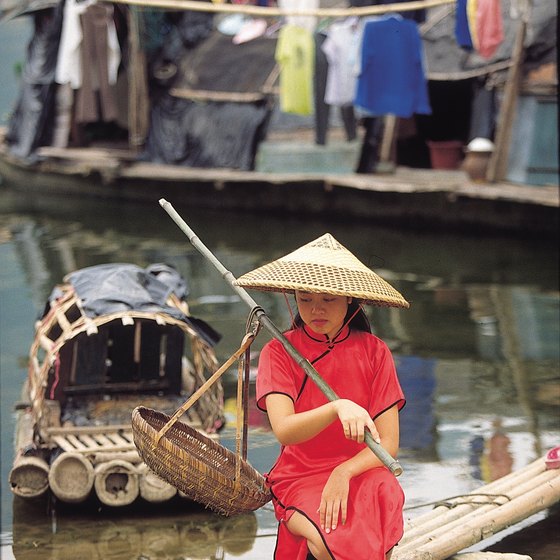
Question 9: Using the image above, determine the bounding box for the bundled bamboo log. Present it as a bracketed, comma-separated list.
[94, 460, 139, 506]
[137, 463, 177, 503]
[400, 459, 545, 546]
[9, 456, 50, 499]
[48, 452, 95, 503]
[394, 457, 559, 560]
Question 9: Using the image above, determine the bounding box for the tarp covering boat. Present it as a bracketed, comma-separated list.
[55, 263, 220, 346]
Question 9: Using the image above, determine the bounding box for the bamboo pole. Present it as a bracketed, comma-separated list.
[159, 198, 404, 477]
[170, 87, 268, 103]
[401, 458, 545, 541]
[450, 554, 531, 560]
[397, 468, 558, 556]
[406, 471, 560, 560]
[394, 459, 560, 560]
[108, 0, 454, 18]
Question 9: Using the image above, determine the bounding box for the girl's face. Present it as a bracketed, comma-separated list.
[295, 291, 351, 340]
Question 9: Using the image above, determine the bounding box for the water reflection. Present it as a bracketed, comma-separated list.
[12, 497, 262, 560]
[1, 194, 559, 559]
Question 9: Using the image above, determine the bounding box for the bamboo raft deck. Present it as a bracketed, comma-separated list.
[394, 456, 560, 560]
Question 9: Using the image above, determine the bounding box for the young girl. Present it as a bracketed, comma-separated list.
[235, 233, 409, 560]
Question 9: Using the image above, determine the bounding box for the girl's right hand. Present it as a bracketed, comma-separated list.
[333, 399, 380, 444]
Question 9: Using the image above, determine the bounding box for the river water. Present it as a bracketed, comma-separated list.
[0, 187, 559, 559]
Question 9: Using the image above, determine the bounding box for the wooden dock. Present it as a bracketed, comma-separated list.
[1, 130, 558, 236]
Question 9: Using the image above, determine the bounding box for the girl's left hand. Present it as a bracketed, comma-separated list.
[318, 466, 351, 534]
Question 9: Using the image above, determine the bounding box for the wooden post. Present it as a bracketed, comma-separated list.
[380, 114, 398, 163]
[486, 16, 528, 183]
[127, 7, 150, 151]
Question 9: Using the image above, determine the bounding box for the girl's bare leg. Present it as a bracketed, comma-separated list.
[286, 511, 332, 560]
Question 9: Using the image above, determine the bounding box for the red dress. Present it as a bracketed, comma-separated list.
[257, 325, 405, 560]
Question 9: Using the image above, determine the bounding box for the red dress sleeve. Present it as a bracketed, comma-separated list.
[256, 337, 303, 411]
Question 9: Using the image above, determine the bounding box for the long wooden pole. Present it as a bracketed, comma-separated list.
[486, 16, 528, 182]
[109, 0, 454, 18]
[159, 198, 403, 477]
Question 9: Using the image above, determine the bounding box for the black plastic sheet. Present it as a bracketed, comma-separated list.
[143, 95, 269, 170]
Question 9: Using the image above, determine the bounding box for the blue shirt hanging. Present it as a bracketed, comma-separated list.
[354, 16, 432, 118]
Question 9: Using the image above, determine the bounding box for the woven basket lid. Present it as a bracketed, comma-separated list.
[234, 234, 409, 308]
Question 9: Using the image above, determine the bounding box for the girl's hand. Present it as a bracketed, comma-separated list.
[334, 399, 380, 444]
[319, 466, 351, 533]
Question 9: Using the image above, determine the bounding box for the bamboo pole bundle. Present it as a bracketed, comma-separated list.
[401, 463, 552, 545]
[401, 458, 545, 541]
[397, 468, 559, 557]
[394, 458, 560, 560]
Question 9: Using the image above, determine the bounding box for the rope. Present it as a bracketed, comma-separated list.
[404, 492, 512, 511]
[155, 332, 255, 443]
[246, 305, 264, 338]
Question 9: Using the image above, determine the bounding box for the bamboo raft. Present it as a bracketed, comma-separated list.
[393, 455, 560, 560]
[8, 263, 225, 508]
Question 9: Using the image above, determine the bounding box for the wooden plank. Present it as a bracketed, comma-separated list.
[107, 432, 135, 448]
[91, 433, 119, 448]
[46, 424, 131, 435]
[51, 435, 75, 452]
[65, 434, 89, 451]
[79, 434, 101, 450]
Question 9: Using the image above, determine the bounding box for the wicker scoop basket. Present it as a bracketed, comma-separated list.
[132, 406, 271, 516]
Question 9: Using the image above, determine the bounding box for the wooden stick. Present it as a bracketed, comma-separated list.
[159, 199, 404, 476]
[108, 0, 455, 19]
[155, 333, 255, 444]
[380, 115, 398, 163]
[170, 87, 267, 103]
[486, 16, 527, 182]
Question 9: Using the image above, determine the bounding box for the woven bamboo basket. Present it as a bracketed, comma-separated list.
[132, 406, 271, 516]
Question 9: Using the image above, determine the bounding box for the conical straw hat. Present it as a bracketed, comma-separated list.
[234, 234, 409, 308]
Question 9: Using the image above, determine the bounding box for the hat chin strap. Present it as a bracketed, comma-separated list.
[329, 302, 363, 344]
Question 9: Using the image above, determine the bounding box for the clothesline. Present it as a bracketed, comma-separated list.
[107, 0, 456, 18]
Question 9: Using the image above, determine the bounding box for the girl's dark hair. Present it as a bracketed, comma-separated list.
[291, 300, 372, 333]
